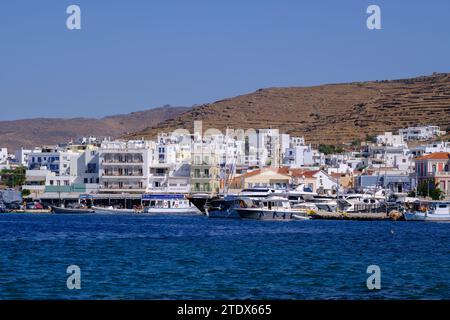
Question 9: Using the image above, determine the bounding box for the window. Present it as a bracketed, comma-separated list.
[84, 178, 88, 183]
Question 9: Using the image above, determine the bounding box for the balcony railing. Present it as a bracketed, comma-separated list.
[102, 174, 144, 178]
[191, 173, 212, 179]
[101, 160, 143, 164]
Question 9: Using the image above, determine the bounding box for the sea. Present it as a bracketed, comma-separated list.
[0, 213, 448, 299]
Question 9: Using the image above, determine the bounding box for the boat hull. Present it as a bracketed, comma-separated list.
[144, 207, 200, 214]
[92, 206, 138, 214]
[236, 208, 297, 221]
[205, 197, 240, 219]
[404, 212, 450, 221]
[186, 195, 211, 214]
[52, 206, 94, 214]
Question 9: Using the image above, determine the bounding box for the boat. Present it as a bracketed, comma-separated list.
[52, 205, 94, 214]
[404, 201, 450, 221]
[142, 194, 200, 214]
[204, 194, 241, 218]
[91, 206, 140, 214]
[186, 193, 213, 214]
[0, 201, 7, 213]
[236, 196, 310, 221]
[238, 187, 277, 198]
[337, 193, 384, 213]
[285, 183, 318, 201]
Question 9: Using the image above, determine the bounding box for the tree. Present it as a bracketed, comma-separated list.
[365, 134, 377, 143]
[21, 189, 31, 197]
[416, 179, 444, 200]
[319, 144, 344, 155]
[0, 167, 26, 188]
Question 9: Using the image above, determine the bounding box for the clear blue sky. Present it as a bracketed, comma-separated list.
[0, 0, 449, 120]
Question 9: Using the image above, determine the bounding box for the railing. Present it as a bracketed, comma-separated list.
[101, 160, 143, 164]
[191, 173, 212, 179]
[102, 174, 144, 178]
[100, 186, 144, 190]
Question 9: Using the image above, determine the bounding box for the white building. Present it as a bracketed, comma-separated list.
[98, 140, 153, 193]
[376, 132, 405, 147]
[23, 144, 100, 197]
[399, 125, 445, 141]
[15, 148, 33, 166]
[283, 145, 314, 167]
[0, 148, 8, 164]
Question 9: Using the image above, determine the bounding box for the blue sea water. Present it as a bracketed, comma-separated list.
[0, 213, 448, 300]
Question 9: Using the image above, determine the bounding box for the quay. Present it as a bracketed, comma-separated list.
[310, 211, 403, 221]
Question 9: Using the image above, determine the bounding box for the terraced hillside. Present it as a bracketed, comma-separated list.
[126, 73, 450, 145]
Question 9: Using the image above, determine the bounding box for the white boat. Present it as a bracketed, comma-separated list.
[337, 193, 384, 213]
[52, 205, 94, 214]
[142, 194, 200, 214]
[236, 196, 310, 221]
[404, 201, 450, 221]
[286, 183, 318, 201]
[91, 206, 141, 214]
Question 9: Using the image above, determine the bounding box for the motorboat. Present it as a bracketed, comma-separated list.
[142, 194, 200, 214]
[337, 193, 384, 213]
[235, 196, 310, 221]
[204, 194, 241, 219]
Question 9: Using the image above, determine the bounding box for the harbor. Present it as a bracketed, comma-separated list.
[2, 125, 449, 222]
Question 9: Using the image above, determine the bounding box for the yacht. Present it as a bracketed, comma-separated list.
[203, 187, 277, 219]
[236, 196, 310, 221]
[186, 193, 213, 214]
[337, 193, 384, 213]
[204, 194, 241, 219]
[404, 201, 450, 221]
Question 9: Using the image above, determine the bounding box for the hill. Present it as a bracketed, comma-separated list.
[0, 106, 189, 151]
[125, 73, 450, 145]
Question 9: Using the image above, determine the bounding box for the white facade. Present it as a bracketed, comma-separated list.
[376, 132, 405, 147]
[98, 140, 153, 193]
[283, 145, 314, 167]
[399, 125, 444, 141]
[0, 148, 7, 164]
[15, 148, 32, 166]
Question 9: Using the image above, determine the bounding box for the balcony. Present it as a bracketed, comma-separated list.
[100, 185, 145, 192]
[101, 160, 143, 165]
[101, 174, 144, 179]
[191, 173, 212, 179]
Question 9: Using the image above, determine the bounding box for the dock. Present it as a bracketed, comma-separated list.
[309, 210, 403, 221]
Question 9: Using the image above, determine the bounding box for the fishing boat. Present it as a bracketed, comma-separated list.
[236, 196, 310, 221]
[142, 194, 200, 214]
[52, 204, 94, 214]
[404, 201, 450, 221]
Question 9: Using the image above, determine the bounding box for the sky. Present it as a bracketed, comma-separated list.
[0, 0, 449, 120]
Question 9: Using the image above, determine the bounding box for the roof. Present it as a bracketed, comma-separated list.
[289, 169, 320, 178]
[415, 152, 450, 161]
